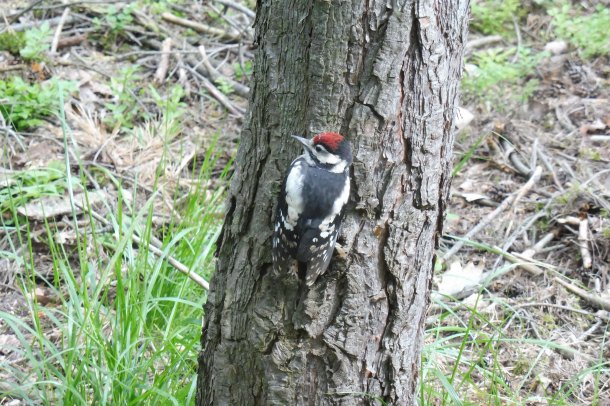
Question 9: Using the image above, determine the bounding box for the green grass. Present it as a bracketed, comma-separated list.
[462, 47, 545, 110]
[0, 96, 229, 405]
[422, 240, 610, 405]
[470, 0, 521, 37]
[0, 77, 78, 130]
[421, 289, 610, 405]
[548, 3, 610, 59]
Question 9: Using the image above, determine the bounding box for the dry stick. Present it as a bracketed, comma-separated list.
[198, 45, 249, 98]
[465, 35, 503, 51]
[5, 0, 45, 25]
[186, 65, 244, 116]
[85, 208, 210, 290]
[538, 147, 564, 191]
[175, 53, 191, 98]
[578, 218, 592, 269]
[443, 166, 543, 262]
[57, 33, 87, 49]
[512, 302, 599, 317]
[143, 38, 248, 110]
[557, 216, 581, 226]
[507, 231, 557, 275]
[161, 12, 241, 42]
[215, 0, 256, 19]
[153, 38, 173, 85]
[50, 7, 71, 54]
[555, 277, 610, 312]
[131, 233, 210, 290]
[590, 135, 610, 142]
[499, 136, 531, 177]
[0, 64, 27, 72]
[577, 319, 604, 342]
[8, 15, 77, 31]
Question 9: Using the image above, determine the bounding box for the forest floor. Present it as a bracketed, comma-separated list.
[0, 0, 609, 405]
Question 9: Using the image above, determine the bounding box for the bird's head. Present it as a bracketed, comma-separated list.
[292, 132, 352, 172]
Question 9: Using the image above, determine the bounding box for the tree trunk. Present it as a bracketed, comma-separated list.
[197, 0, 469, 404]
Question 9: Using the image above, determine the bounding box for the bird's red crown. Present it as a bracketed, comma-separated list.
[313, 132, 344, 152]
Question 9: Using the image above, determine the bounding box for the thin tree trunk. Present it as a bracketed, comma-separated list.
[197, 1, 470, 404]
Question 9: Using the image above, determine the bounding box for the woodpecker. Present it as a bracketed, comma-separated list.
[272, 132, 352, 286]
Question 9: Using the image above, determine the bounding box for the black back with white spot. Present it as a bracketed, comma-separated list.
[272, 156, 350, 285]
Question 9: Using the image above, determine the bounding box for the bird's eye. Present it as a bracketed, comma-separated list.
[315, 145, 325, 152]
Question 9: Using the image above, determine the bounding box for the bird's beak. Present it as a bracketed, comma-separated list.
[291, 135, 312, 150]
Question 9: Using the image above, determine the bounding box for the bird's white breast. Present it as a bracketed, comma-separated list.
[284, 161, 305, 230]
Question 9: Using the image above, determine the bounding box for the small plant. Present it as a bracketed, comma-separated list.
[149, 84, 186, 136]
[549, 3, 610, 59]
[462, 47, 544, 109]
[233, 60, 253, 81]
[105, 66, 142, 130]
[0, 162, 74, 216]
[215, 77, 234, 95]
[0, 76, 78, 130]
[470, 0, 521, 37]
[0, 31, 26, 56]
[93, 3, 137, 45]
[0, 137, 229, 404]
[19, 21, 53, 61]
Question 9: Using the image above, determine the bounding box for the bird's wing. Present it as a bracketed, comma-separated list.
[296, 217, 340, 286]
[272, 205, 300, 273]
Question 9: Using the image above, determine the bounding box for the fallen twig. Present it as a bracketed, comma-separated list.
[215, 0, 256, 19]
[186, 65, 245, 116]
[0, 64, 27, 72]
[555, 277, 610, 312]
[57, 33, 87, 49]
[86, 208, 210, 290]
[199, 75, 245, 116]
[161, 12, 241, 42]
[153, 38, 173, 85]
[507, 231, 557, 275]
[50, 7, 71, 54]
[198, 45, 249, 98]
[143, 38, 249, 102]
[8, 15, 78, 32]
[443, 166, 543, 261]
[499, 136, 532, 178]
[590, 135, 610, 142]
[175, 53, 192, 98]
[466, 35, 503, 52]
[578, 217, 592, 269]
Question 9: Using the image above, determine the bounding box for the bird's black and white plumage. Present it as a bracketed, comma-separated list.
[272, 132, 352, 286]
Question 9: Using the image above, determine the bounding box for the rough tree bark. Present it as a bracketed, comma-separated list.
[197, 0, 469, 404]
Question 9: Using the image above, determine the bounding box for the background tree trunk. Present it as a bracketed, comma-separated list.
[197, 0, 469, 404]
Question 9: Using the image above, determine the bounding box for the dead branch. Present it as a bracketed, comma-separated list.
[57, 33, 87, 49]
[214, 0, 256, 19]
[555, 277, 610, 312]
[175, 53, 192, 98]
[578, 217, 592, 269]
[8, 15, 78, 31]
[153, 38, 173, 85]
[50, 7, 71, 54]
[443, 166, 543, 261]
[466, 35, 503, 52]
[161, 12, 241, 42]
[86, 208, 210, 290]
[190, 67, 245, 117]
[198, 45, 249, 98]
[506, 231, 558, 275]
[143, 38, 250, 100]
